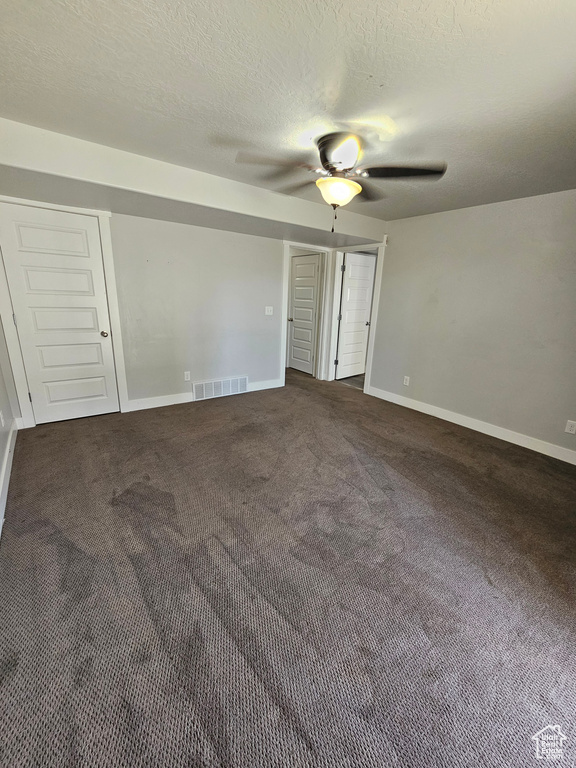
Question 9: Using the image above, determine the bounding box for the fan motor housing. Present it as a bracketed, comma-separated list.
[317, 132, 362, 172]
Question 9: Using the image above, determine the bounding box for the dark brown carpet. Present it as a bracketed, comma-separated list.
[1, 370, 575, 767]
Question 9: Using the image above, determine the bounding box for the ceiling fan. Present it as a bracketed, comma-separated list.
[237, 131, 446, 215]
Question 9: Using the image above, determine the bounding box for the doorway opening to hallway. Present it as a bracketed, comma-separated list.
[283, 241, 385, 390]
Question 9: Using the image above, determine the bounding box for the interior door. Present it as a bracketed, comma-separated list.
[288, 253, 320, 375]
[0, 203, 119, 423]
[335, 252, 376, 380]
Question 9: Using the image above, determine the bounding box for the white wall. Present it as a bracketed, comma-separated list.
[0, 118, 387, 245]
[0, 318, 19, 524]
[110, 214, 284, 401]
[369, 189, 576, 456]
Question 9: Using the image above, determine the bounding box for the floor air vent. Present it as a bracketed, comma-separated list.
[193, 376, 248, 401]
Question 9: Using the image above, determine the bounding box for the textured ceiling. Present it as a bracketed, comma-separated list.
[1, 0, 576, 220]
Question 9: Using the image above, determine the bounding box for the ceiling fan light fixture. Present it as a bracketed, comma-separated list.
[315, 177, 362, 207]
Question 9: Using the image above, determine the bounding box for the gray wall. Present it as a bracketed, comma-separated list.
[110, 214, 284, 401]
[370, 189, 576, 450]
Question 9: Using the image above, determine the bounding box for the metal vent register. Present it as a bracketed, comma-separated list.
[193, 376, 248, 401]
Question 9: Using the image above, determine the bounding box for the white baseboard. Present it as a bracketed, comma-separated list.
[247, 378, 284, 393]
[124, 391, 194, 413]
[0, 423, 18, 536]
[125, 379, 284, 413]
[15, 416, 35, 429]
[365, 385, 576, 466]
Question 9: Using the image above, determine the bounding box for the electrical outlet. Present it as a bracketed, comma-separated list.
[184, 371, 191, 382]
[565, 420, 576, 435]
[265, 306, 273, 316]
[403, 376, 410, 386]
[0, 411, 3, 429]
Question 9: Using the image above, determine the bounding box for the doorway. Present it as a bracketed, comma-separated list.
[0, 202, 120, 424]
[334, 250, 377, 383]
[282, 240, 385, 387]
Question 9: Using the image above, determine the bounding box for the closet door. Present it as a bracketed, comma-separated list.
[288, 253, 320, 375]
[0, 203, 119, 423]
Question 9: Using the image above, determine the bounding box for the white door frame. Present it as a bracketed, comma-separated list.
[0, 196, 129, 428]
[326, 240, 388, 388]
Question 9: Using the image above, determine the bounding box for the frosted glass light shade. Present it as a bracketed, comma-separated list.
[315, 177, 362, 207]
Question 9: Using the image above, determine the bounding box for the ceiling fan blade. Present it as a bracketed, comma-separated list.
[261, 165, 307, 183]
[361, 164, 447, 179]
[236, 151, 311, 168]
[276, 180, 316, 195]
[354, 179, 386, 202]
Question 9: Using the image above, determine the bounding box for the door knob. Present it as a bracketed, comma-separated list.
[100, 331, 109, 337]
[287, 317, 294, 322]
[365, 322, 371, 327]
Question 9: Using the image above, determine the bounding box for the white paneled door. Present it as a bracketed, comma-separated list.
[335, 252, 376, 380]
[0, 203, 119, 423]
[288, 253, 320, 375]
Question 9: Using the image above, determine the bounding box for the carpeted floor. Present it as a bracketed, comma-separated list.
[1, 370, 575, 767]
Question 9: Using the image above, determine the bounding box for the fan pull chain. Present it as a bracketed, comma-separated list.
[331, 204, 338, 233]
